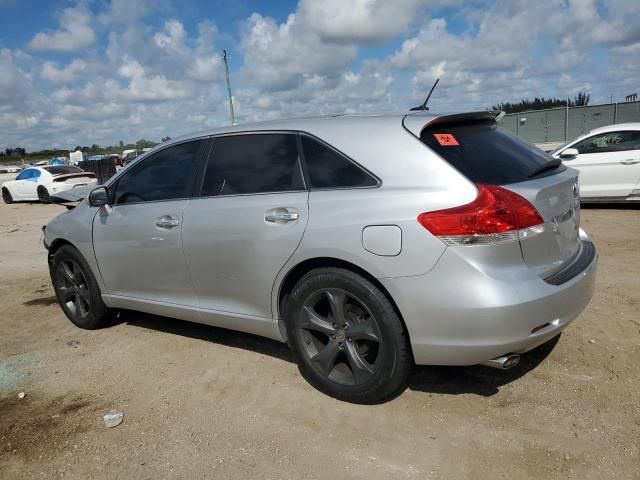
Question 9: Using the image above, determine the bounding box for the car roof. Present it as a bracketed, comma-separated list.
[110, 110, 497, 190]
[587, 122, 640, 135]
[163, 112, 443, 145]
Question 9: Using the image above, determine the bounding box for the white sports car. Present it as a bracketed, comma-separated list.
[1, 165, 98, 204]
[552, 123, 640, 202]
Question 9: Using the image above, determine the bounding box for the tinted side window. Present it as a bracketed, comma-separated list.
[16, 170, 30, 180]
[19, 169, 41, 181]
[301, 136, 377, 188]
[420, 122, 562, 185]
[113, 140, 203, 205]
[201, 134, 303, 196]
[574, 131, 640, 154]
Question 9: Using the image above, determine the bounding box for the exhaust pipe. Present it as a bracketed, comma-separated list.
[482, 354, 520, 370]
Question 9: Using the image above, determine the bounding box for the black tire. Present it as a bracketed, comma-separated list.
[37, 186, 51, 203]
[50, 245, 112, 329]
[286, 268, 412, 403]
[2, 187, 13, 204]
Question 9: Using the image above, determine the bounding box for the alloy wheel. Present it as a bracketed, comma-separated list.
[298, 288, 382, 386]
[55, 259, 91, 319]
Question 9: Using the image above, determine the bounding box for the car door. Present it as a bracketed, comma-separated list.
[92, 139, 206, 306]
[181, 132, 309, 335]
[560, 130, 640, 198]
[13, 169, 40, 200]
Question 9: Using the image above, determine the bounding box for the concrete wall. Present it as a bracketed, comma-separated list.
[499, 101, 640, 144]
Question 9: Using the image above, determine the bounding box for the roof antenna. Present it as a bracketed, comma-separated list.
[410, 78, 440, 111]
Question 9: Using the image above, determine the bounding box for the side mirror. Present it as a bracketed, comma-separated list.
[560, 148, 579, 159]
[88, 186, 109, 207]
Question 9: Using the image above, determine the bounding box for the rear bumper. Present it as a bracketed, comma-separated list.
[381, 235, 597, 366]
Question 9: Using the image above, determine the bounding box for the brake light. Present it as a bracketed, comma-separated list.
[53, 173, 96, 182]
[417, 184, 544, 246]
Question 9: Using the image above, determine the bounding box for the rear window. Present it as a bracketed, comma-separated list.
[420, 121, 563, 184]
[43, 166, 84, 175]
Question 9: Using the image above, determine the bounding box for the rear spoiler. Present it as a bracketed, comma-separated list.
[52, 172, 96, 182]
[402, 110, 504, 138]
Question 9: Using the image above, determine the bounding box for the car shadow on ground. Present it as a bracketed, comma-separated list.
[117, 310, 559, 399]
[119, 311, 295, 363]
[407, 335, 560, 398]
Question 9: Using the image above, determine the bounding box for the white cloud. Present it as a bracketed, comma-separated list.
[298, 0, 427, 43]
[117, 58, 191, 102]
[28, 5, 95, 52]
[0, 49, 31, 105]
[154, 20, 186, 52]
[239, 13, 357, 91]
[41, 59, 87, 84]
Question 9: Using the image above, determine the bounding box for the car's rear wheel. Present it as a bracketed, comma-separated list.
[37, 186, 51, 203]
[286, 268, 411, 403]
[51, 245, 112, 329]
[2, 187, 13, 204]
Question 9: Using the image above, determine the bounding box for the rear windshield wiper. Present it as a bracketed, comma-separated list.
[528, 157, 562, 179]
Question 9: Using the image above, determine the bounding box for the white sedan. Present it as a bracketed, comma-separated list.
[1, 166, 97, 204]
[552, 123, 640, 202]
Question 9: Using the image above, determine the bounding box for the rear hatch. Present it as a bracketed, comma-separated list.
[408, 112, 581, 279]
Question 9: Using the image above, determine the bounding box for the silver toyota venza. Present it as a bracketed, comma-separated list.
[44, 111, 597, 403]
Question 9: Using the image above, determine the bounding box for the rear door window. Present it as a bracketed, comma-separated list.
[16, 169, 32, 180]
[201, 133, 304, 196]
[573, 131, 640, 154]
[420, 121, 563, 184]
[300, 135, 378, 188]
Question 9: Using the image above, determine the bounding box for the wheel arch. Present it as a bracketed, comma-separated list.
[47, 238, 78, 267]
[276, 257, 407, 343]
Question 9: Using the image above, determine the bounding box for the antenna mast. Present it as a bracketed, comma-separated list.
[223, 49, 235, 125]
[410, 78, 440, 111]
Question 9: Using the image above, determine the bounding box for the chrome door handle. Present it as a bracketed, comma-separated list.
[265, 208, 299, 223]
[620, 159, 640, 165]
[155, 215, 180, 229]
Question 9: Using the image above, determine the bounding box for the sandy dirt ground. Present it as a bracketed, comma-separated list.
[0, 199, 638, 479]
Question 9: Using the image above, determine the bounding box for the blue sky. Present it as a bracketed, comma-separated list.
[0, 0, 639, 150]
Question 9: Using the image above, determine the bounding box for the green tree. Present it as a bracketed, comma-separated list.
[135, 139, 156, 150]
[492, 91, 590, 113]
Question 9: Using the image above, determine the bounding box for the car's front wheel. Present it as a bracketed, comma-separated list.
[286, 268, 412, 403]
[51, 245, 113, 329]
[2, 187, 13, 204]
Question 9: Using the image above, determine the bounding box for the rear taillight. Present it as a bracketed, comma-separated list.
[53, 173, 95, 182]
[418, 184, 544, 246]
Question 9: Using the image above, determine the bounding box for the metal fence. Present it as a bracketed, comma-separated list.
[499, 101, 640, 144]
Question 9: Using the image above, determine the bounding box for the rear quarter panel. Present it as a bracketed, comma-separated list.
[271, 120, 477, 318]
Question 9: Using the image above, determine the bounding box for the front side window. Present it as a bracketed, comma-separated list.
[17, 169, 41, 181]
[16, 169, 31, 180]
[574, 131, 640, 154]
[113, 140, 203, 205]
[201, 133, 304, 196]
[300, 136, 378, 188]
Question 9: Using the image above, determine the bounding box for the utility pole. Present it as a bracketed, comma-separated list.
[223, 49, 235, 125]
